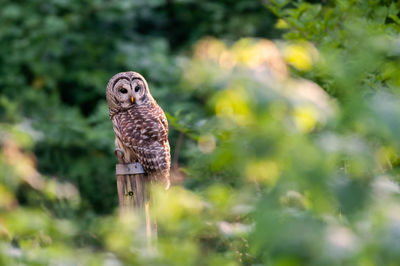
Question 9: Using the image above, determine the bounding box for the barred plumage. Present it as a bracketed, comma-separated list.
[106, 71, 171, 189]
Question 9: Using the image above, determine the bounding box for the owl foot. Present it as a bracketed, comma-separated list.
[114, 148, 125, 162]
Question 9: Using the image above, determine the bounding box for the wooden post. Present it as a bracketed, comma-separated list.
[114, 149, 157, 245]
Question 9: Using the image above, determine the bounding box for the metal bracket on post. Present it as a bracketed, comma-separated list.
[116, 163, 145, 175]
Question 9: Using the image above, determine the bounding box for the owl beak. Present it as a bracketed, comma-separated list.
[131, 96, 134, 103]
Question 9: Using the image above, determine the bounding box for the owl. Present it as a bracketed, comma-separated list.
[106, 71, 171, 189]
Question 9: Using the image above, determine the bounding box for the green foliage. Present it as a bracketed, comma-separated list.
[2, 0, 400, 265]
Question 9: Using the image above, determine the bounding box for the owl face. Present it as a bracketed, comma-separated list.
[107, 72, 152, 111]
[113, 78, 147, 108]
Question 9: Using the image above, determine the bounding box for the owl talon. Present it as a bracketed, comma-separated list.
[114, 148, 125, 162]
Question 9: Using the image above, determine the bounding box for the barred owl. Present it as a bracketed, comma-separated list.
[106, 71, 171, 189]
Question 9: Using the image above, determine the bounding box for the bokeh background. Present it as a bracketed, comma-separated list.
[2, 0, 400, 265]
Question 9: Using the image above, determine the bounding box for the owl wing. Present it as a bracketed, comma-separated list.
[119, 108, 170, 173]
[155, 104, 169, 134]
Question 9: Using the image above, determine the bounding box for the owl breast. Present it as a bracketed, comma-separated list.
[112, 103, 170, 176]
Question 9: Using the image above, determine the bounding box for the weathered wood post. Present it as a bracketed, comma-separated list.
[114, 149, 157, 244]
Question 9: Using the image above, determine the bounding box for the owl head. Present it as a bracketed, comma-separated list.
[106, 71, 153, 112]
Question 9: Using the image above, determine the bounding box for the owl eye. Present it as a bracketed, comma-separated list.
[120, 88, 128, 94]
[135, 85, 141, 92]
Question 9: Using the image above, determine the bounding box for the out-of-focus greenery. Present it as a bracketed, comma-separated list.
[2, 0, 400, 265]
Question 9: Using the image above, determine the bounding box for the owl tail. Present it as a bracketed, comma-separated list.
[150, 170, 170, 190]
